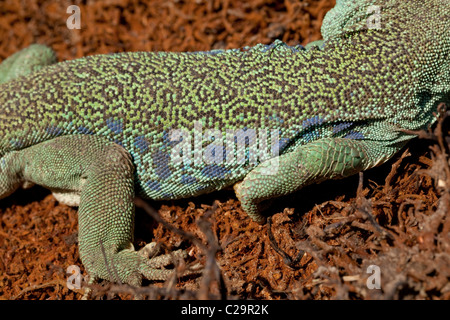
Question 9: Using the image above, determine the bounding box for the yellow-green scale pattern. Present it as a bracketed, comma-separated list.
[1, 0, 449, 287]
[0, 0, 449, 202]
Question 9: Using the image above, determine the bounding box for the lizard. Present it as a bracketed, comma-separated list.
[0, 0, 449, 289]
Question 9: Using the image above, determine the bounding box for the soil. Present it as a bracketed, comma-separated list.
[0, 0, 449, 300]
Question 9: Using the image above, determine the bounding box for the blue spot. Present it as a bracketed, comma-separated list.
[46, 125, 63, 136]
[279, 137, 291, 150]
[146, 180, 161, 192]
[10, 138, 24, 148]
[162, 130, 170, 146]
[161, 192, 174, 199]
[267, 114, 285, 124]
[78, 126, 94, 135]
[162, 130, 181, 147]
[196, 184, 211, 192]
[152, 150, 172, 179]
[260, 41, 305, 53]
[181, 175, 197, 185]
[201, 164, 230, 179]
[106, 118, 123, 134]
[234, 127, 256, 145]
[114, 139, 124, 147]
[344, 131, 365, 140]
[269, 137, 290, 155]
[302, 129, 321, 143]
[134, 135, 149, 153]
[185, 41, 304, 56]
[302, 116, 324, 129]
[204, 143, 229, 164]
[289, 44, 305, 52]
[260, 42, 277, 53]
[332, 122, 353, 134]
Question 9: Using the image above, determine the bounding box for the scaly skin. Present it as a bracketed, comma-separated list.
[0, 44, 56, 85]
[0, 0, 449, 287]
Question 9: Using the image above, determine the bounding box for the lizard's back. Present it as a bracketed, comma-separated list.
[0, 0, 449, 200]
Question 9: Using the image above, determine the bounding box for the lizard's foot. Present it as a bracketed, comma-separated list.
[81, 243, 201, 299]
[85, 243, 200, 286]
[138, 241, 201, 273]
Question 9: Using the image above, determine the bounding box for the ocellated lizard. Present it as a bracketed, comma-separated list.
[0, 0, 449, 288]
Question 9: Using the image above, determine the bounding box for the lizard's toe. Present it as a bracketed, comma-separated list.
[85, 245, 201, 290]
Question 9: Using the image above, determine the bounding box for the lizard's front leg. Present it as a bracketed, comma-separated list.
[0, 44, 56, 84]
[235, 138, 403, 223]
[2, 135, 192, 287]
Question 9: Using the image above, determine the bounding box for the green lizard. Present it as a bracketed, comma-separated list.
[0, 0, 449, 289]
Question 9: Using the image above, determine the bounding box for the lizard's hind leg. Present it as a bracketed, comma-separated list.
[235, 138, 401, 224]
